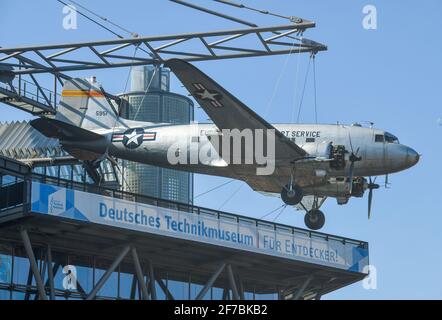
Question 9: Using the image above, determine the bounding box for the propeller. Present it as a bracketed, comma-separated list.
[367, 177, 380, 219]
[347, 133, 362, 195]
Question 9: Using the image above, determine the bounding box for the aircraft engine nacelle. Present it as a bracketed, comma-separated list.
[303, 177, 368, 198]
[329, 145, 347, 170]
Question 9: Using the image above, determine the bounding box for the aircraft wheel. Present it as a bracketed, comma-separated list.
[304, 209, 325, 230]
[281, 184, 303, 205]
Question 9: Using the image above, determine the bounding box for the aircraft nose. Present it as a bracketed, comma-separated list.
[388, 145, 420, 172]
[405, 146, 420, 167]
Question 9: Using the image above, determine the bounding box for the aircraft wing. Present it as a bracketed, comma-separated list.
[166, 59, 307, 163]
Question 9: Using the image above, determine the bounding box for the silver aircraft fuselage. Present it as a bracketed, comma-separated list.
[85, 122, 419, 195]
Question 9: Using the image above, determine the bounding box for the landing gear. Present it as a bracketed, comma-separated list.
[304, 209, 325, 230]
[281, 184, 303, 205]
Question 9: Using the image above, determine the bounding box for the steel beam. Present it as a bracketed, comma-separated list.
[0, 23, 325, 76]
[20, 229, 47, 300]
[45, 245, 55, 300]
[131, 247, 148, 300]
[130, 275, 137, 300]
[227, 264, 240, 300]
[0, 23, 315, 53]
[195, 262, 226, 300]
[148, 260, 157, 300]
[86, 245, 130, 300]
[156, 277, 175, 300]
[237, 276, 245, 300]
[293, 276, 313, 300]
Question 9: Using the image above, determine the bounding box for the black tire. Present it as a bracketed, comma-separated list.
[281, 184, 303, 205]
[304, 209, 325, 230]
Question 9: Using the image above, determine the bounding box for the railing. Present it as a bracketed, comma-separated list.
[0, 78, 59, 111]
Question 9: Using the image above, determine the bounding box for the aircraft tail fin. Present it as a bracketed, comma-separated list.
[55, 77, 119, 132]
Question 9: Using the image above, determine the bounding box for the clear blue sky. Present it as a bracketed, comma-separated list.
[1, 0, 441, 299]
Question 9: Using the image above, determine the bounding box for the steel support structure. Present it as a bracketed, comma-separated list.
[46, 244, 55, 300]
[20, 229, 47, 300]
[156, 277, 175, 300]
[227, 264, 240, 300]
[86, 245, 131, 300]
[293, 276, 313, 300]
[131, 247, 149, 300]
[0, 23, 325, 76]
[147, 259, 157, 300]
[0, 19, 326, 116]
[194, 262, 245, 300]
[196, 262, 226, 300]
[16, 232, 252, 301]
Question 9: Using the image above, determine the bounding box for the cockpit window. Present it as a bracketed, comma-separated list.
[375, 133, 399, 143]
[385, 132, 399, 144]
[375, 134, 384, 143]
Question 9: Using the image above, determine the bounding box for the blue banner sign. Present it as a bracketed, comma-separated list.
[31, 182, 368, 273]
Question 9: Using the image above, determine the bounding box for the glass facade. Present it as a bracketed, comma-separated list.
[0, 243, 276, 300]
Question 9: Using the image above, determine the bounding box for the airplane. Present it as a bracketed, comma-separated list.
[30, 59, 420, 230]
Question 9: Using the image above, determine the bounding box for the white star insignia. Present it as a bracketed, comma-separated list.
[196, 89, 219, 102]
[125, 130, 143, 146]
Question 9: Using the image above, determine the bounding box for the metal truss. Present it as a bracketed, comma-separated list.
[18, 228, 248, 300]
[19, 229, 160, 300]
[0, 23, 326, 76]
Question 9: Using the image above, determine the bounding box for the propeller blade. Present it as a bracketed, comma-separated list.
[348, 132, 355, 154]
[347, 132, 362, 196]
[367, 176, 380, 219]
[368, 188, 373, 219]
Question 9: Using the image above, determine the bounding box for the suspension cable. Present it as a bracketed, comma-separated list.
[68, 0, 139, 37]
[272, 204, 287, 222]
[295, 55, 313, 123]
[263, 40, 298, 118]
[56, 0, 124, 38]
[289, 38, 303, 123]
[218, 183, 243, 210]
[212, 0, 300, 23]
[194, 180, 235, 199]
[259, 204, 285, 219]
[312, 54, 318, 124]
[57, 0, 155, 58]
[132, 65, 159, 121]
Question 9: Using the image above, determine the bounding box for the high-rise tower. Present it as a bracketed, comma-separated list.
[120, 66, 194, 204]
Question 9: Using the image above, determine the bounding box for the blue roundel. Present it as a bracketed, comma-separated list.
[122, 128, 144, 149]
